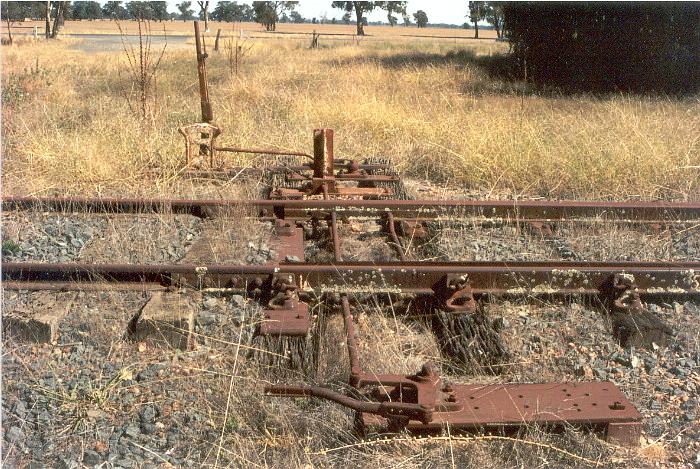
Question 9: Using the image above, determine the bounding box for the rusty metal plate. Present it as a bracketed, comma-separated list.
[267, 225, 305, 264]
[259, 302, 310, 336]
[361, 381, 641, 430]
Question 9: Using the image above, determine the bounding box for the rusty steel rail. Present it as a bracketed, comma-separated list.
[4, 260, 699, 296]
[4, 196, 700, 223]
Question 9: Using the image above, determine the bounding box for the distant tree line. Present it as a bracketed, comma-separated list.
[2, 1, 447, 32]
[501, 2, 700, 93]
[0, 2, 171, 21]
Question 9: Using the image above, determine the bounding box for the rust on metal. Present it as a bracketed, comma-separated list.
[257, 218, 310, 336]
[313, 128, 334, 179]
[444, 281, 477, 313]
[4, 261, 700, 297]
[341, 295, 362, 384]
[179, 122, 222, 167]
[359, 380, 642, 445]
[215, 146, 313, 159]
[267, 301, 643, 444]
[599, 273, 675, 348]
[385, 211, 407, 261]
[5, 196, 700, 223]
[260, 295, 310, 336]
[330, 211, 342, 261]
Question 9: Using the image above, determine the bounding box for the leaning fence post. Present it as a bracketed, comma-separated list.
[193, 20, 213, 123]
[214, 28, 221, 52]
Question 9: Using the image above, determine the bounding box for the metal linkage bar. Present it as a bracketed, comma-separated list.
[385, 211, 407, 261]
[215, 146, 313, 160]
[5, 196, 700, 223]
[175, 163, 392, 180]
[341, 295, 362, 384]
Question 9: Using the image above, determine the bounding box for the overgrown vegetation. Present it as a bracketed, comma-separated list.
[116, 18, 167, 120]
[2, 35, 698, 200]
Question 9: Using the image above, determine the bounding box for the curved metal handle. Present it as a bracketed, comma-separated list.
[265, 384, 433, 424]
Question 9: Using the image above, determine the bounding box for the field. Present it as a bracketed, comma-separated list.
[1, 21, 699, 469]
[2, 21, 697, 200]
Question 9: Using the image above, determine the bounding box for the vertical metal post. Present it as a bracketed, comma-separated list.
[341, 295, 362, 387]
[194, 21, 213, 123]
[313, 129, 334, 179]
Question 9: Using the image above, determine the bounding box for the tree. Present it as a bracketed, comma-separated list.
[252, 2, 296, 32]
[502, 3, 700, 92]
[149, 1, 169, 21]
[211, 1, 254, 22]
[468, 1, 486, 39]
[45, 1, 68, 38]
[176, 1, 194, 21]
[197, 1, 209, 31]
[289, 10, 303, 23]
[413, 9, 428, 28]
[402, 12, 410, 26]
[2, 1, 45, 21]
[341, 11, 350, 24]
[1, 1, 29, 44]
[385, 1, 405, 26]
[484, 2, 504, 38]
[331, 1, 378, 36]
[125, 2, 168, 21]
[254, 2, 276, 30]
[70, 2, 103, 20]
[103, 1, 129, 20]
[44, 1, 50, 38]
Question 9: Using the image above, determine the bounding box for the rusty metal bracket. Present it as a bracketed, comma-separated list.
[600, 273, 674, 348]
[258, 276, 310, 336]
[259, 298, 310, 336]
[433, 275, 477, 313]
[360, 380, 642, 445]
[269, 129, 392, 200]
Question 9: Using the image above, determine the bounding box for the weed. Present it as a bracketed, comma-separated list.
[2, 239, 20, 256]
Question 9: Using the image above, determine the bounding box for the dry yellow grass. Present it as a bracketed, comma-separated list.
[2, 32, 697, 200]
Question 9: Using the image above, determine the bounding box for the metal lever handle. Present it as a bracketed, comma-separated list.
[265, 384, 433, 424]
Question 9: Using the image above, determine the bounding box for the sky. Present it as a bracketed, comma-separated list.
[162, 1, 471, 26]
[294, 1, 470, 25]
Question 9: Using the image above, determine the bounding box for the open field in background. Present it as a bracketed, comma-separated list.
[2, 27, 698, 200]
[1, 19, 499, 39]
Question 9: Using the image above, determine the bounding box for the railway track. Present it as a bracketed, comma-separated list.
[3, 128, 699, 448]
